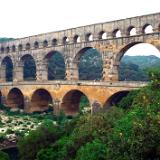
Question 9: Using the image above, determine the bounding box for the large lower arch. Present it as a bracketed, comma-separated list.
[1, 56, 13, 82]
[104, 90, 130, 108]
[30, 89, 53, 112]
[44, 51, 65, 80]
[61, 89, 90, 115]
[7, 88, 24, 109]
[116, 42, 160, 81]
[20, 54, 36, 81]
[75, 47, 103, 80]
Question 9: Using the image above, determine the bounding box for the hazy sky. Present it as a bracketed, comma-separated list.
[0, 0, 159, 38]
[0, 0, 160, 56]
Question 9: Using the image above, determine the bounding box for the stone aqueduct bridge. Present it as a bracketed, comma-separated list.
[0, 12, 160, 115]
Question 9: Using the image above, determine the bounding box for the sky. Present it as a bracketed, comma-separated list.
[0, 0, 160, 56]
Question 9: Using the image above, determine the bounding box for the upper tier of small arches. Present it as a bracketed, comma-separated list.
[0, 13, 160, 54]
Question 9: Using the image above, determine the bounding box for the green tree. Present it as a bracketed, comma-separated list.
[18, 120, 63, 160]
[0, 151, 10, 160]
[75, 139, 107, 160]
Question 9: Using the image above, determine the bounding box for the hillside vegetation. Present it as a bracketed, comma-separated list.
[0, 38, 14, 43]
[17, 68, 160, 160]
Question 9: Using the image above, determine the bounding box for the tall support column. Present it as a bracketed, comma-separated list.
[13, 63, 23, 82]
[136, 27, 143, 35]
[0, 65, 6, 82]
[53, 99, 61, 115]
[109, 62, 119, 81]
[65, 59, 79, 81]
[102, 51, 119, 82]
[36, 60, 48, 81]
[23, 96, 31, 112]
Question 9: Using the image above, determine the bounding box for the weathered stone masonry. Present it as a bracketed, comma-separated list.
[0, 12, 159, 115]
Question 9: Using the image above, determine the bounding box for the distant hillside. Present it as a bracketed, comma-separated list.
[0, 37, 14, 43]
[119, 55, 160, 81]
[122, 55, 160, 69]
[79, 54, 160, 81]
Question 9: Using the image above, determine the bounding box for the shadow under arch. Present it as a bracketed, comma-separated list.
[7, 88, 24, 109]
[74, 47, 103, 80]
[61, 89, 90, 115]
[20, 54, 36, 81]
[104, 90, 130, 109]
[30, 88, 53, 112]
[44, 50, 66, 80]
[1, 56, 13, 82]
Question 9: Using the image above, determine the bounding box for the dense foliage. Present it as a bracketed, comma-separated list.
[17, 68, 160, 160]
[0, 151, 10, 160]
[48, 52, 65, 80]
[0, 38, 14, 43]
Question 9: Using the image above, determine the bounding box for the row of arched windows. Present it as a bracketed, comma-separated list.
[0, 23, 159, 53]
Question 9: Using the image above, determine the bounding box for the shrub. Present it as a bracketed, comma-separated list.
[37, 107, 124, 160]
[0, 133, 6, 143]
[117, 90, 139, 110]
[18, 120, 64, 160]
[0, 151, 10, 160]
[5, 128, 14, 134]
[147, 67, 160, 88]
[106, 104, 160, 160]
[75, 139, 107, 160]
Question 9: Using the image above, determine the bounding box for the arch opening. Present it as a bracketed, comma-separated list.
[63, 37, 69, 44]
[128, 26, 136, 36]
[52, 39, 58, 46]
[86, 33, 93, 42]
[45, 51, 65, 80]
[74, 35, 81, 43]
[1, 47, 4, 53]
[6, 47, 10, 53]
[104, 91, 130, 108]
[113, 29, 122, 38]
[143, 24, 153, 34]
[1, 56, 13, 82]
[43, 40, 48, 47]
[18, 44, 23, 51]
[76, 47, 103, 80]
[30, 89, 53, 112]
[61, 90, 90, 115]
[34, 41, 39, 49]
[12, 45, 16, 52]
[7, 88, 24, 109]
[118, 42, 160, 81]
[21, 54, 36, 81]
[26, 43, 31, 50]
[99, 31, 107, 39]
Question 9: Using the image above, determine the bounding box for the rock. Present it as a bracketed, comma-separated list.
[19, 109, 24, 113]
[10, 108, 19, 112]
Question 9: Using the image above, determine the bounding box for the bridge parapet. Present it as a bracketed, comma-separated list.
[0, 12, 159, 53]
[0, 80, 147, 88]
